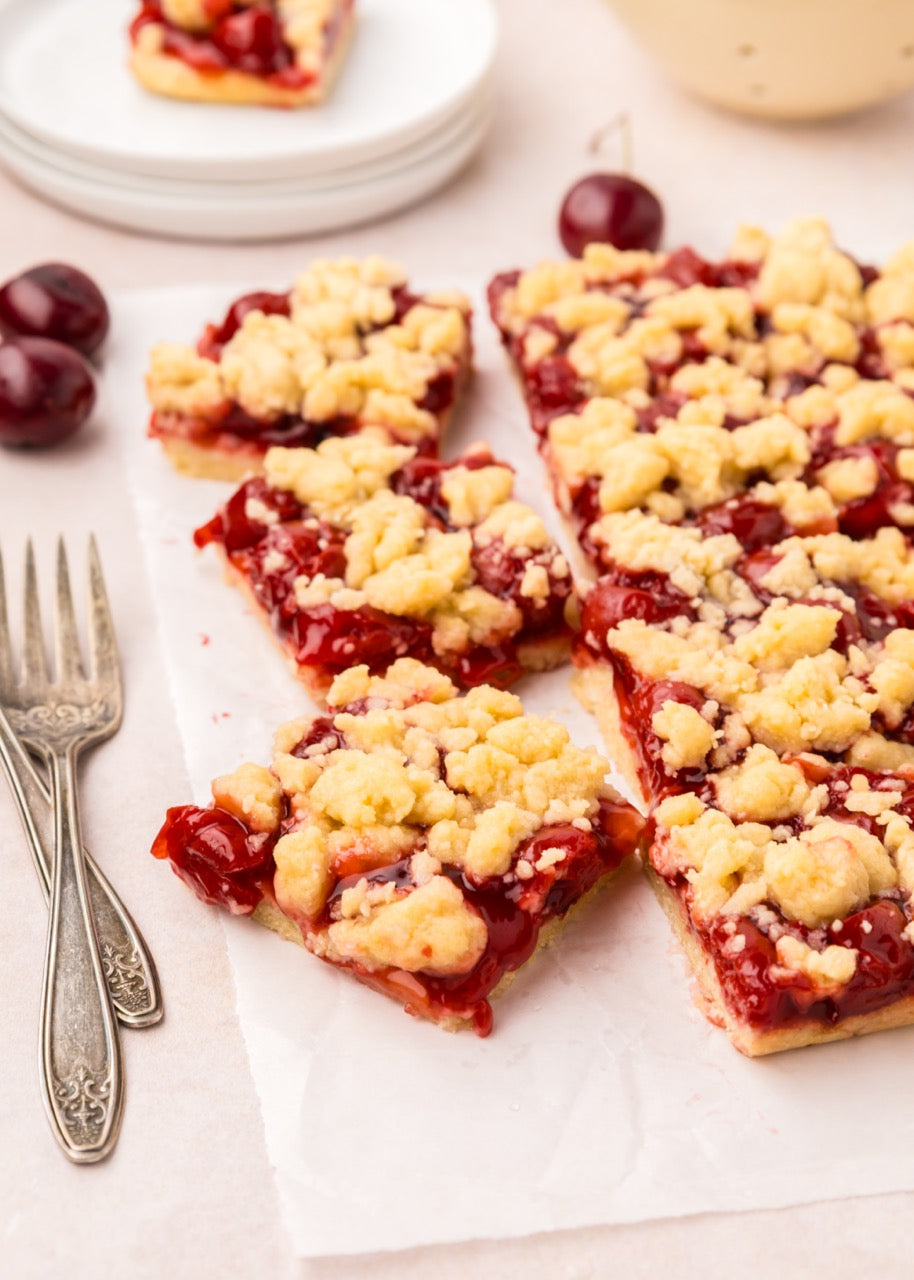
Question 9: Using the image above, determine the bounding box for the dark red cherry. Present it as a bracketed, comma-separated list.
[558, 173, 664, 257]
[211, 7, 288, 75]
[0, 337, 95, 448]
[0, 263, 109, 358]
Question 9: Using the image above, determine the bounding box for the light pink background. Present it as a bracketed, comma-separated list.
[2, 0, 914, 1275]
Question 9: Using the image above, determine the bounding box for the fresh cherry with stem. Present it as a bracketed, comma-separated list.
[558, 114, 664, 256]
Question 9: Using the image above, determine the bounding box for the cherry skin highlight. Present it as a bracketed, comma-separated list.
[0, 337, 96, 448]
[0, 262, 109, 358]
[558, 173, 664, 256]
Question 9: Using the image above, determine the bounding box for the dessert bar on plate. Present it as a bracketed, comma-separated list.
[129, 0, 356, 107]
[193, 436, 577, 696]
[152, 659, 645, 1033]
[491, 217, 914, 1054]
[145, 256, 472, 479]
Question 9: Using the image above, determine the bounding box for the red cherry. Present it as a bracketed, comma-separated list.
[0, 263, 109, 358]
[0, 337, 95, 449]
[558, 173, 664, 257]
[211, 7, 288, 75]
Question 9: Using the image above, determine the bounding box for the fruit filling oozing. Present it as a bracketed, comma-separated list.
[650, 760, 914, 1037]
[145, 257, 472, 471]
[151, 659, 645, 1033]
[573, 510, 914, 805]
[193, 436, 576, 695]
[129, 0, 352, 88]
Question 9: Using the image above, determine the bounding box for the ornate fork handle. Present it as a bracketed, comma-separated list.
[39, 739, 123, 1163]
[0, 706, 162, 1026]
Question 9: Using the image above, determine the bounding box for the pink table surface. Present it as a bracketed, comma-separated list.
[2, 0, 914, 1275]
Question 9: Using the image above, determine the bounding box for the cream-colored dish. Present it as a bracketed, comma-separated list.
[604, 0, 914, 119]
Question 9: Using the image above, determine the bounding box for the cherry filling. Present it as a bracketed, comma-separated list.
[471, 539, 572, 634]
[705, 899, 914, 1032]
[694, 496, 793, 551]
[576, 573, 720, 798]
[289, 602, 433, 677]
[130, 2, 313, 87]
[738, 542, 914, 646]
[194, 475, 304, 552]
[524, 356, 586, 432]
[580, 566, 696, 639]
[151, 805, 277, 915]
[322, 800, 644, 1034]
[654, 761, 914, 1033]
[823, 442, 914, 541]
[391, 451, 498, 527]
[197, 289, 291, 360]
[151, 278, 459, 455]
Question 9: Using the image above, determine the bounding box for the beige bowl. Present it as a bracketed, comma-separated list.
[605, 0, 914, 119]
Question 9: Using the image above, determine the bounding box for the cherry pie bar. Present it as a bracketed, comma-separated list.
[573, 510, 914, 810]
[193, 436, 577, 696]
[488, 218, 914, 565]
[648, 759, 914, 1055]
[146, 256, 472, 480]
[489, 217, 914, 1053]
[128, 0, 356, 108]
[152, 659, 645, 1033]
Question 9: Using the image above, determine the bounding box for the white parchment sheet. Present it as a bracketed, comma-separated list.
[119, 283, 914, 1258]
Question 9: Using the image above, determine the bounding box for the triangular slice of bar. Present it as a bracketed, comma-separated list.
[152, 659, 645, 1033]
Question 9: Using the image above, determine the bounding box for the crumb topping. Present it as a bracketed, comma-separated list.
[146, 258, 470, 444]
[250, 438, 569, 661]
[240, 661, 622, 975]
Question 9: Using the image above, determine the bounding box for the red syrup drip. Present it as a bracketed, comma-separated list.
[151, 805, 277, 915]
[131, 2, 312, 87]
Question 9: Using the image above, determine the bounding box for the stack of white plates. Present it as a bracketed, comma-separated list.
[0, 0, 497, 240]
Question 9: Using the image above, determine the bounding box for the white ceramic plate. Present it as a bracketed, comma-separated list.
[0, 88, 491, 198]
[0, 0, 498, 182]
[0, 94, 492, 240]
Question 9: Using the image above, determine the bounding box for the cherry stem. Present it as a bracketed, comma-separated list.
[587, 112, 632, 174]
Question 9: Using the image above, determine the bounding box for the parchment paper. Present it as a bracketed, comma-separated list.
[119, 282, 914, 1259]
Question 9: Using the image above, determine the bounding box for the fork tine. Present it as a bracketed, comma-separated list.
[86, 535, 121, 689]
[22, 539, 49, 688]
[0, 545, 12, 693]
[54, 538, 85, 684]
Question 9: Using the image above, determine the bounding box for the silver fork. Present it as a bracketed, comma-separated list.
[2, 538, 124, 1162]
[0, 552, 162, 1031]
